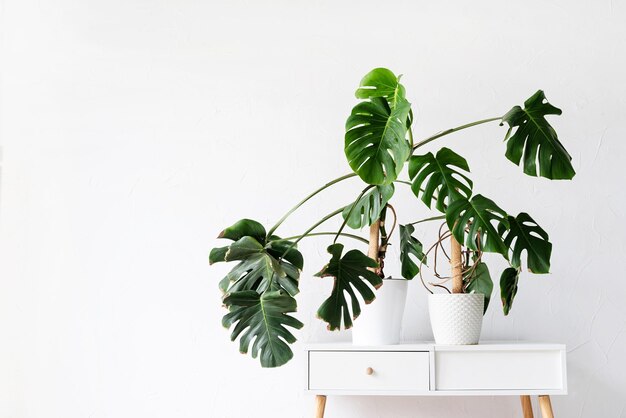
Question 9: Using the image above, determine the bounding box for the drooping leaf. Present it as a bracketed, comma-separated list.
[345, 68, 412, 185]
[501, 90, 575, 180]
[210, 220, 303, 297]
[315, 243, 382, 331]
[342, 185, 394, 229]
[464, 261, 493, 314]
[217, 237, 301, 297]
[209, 246, 228, 264]
[266, 238, 304, 270]
[446, 194, 509, 255]
[409, 147, 473, 212]
[498, 213, 552, 274]
[218, 219, 267, 244]
[399, 224, 426, 280]
[222, 290, 303, 368]
[500, 267, 521, 315]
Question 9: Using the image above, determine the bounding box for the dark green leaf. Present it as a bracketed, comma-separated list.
[500, 267, 521, 315]
[224, 236, 266, 261]
[222, 290, 303, 368]
[501, 90, 575, 180]
[220, 237, 301, 297]
[399, 224, 426, 280]
[498, 213, 552, 274]
[218, 219, 267, 244]
[464, 261, 493, 313]
[342, 185, 394, 229]
[446, 194, 509, 255]
[209, 246, 228, 265]
[409, 147, 473, 212]
[315, 243, 382, 330]
[266, 238, 304, 270]
[211, 220, 304, 297]
[345, 68, 412, 185]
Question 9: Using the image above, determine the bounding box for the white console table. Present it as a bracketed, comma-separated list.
[305, 342, 566, 418]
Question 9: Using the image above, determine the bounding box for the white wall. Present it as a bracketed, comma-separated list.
[1, 1, 625, 417]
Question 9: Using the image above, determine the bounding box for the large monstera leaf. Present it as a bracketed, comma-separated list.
[222, 290, 303, 368]
[210, 219, 305, 366]
[342, 184, 394, 229]
[500, 267, 521, 315]
[464, 261, 493, 313]
[399, 224, 426, 280]
[315, 243, 383, 331]
[409, 147, 473, 212]
[446, 194, 509, 255]
[345, 68, 412, 185]
[498, 213, 552, 274]
[501, 90, 575, 180]
[210, 219, 303, 296]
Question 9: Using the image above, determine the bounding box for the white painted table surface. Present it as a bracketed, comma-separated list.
[305, 341, 567, 397]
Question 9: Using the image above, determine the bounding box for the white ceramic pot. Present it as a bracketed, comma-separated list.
[352, 278, 408, 346]
[428, 293, 484, 345]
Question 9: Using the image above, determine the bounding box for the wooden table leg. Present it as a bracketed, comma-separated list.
[520, 395, 534, 417]
[538, 395, 554, 418]
[315, 395, 327, 418]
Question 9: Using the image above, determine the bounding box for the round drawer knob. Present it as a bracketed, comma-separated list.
[365, 367, 374, 375]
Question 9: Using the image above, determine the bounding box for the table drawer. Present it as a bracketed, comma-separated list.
[435, 349, 565, 391]
[308, 351, 430, 391]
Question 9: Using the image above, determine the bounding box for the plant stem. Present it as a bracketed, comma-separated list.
[280, 207, 344, 259]
[409, 215, 446, 225]
[276, 232, 368, 244]
[450, 233, 464, 294]
[412, 117, 502, 151]
[267, 172, 357, 238]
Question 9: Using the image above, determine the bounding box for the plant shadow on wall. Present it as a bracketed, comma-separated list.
[209, 68, 575, 367]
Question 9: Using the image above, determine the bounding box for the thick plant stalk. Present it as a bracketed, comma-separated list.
[368, 220, 380, 275]
[451, 234, 463, 293]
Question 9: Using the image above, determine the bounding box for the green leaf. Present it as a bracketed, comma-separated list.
[209, 246, 228, 265]
[219, 237, 301, 297]
[315, 243, 382, 330]
[399, 224, 426, 280]
[409, 147, 473, 212]
[266, 238, 304, 270]
[342, 185, 394, 229]
[355, 68, 405, 103]
[345, 68, 412, 185]
[498, 213, 552, 274]
[464, 261, 493, 313]
[501, 90, 575, 180]
[222, 290, 304, 368]
[224, 236, 266, 261]
[211, 220, 304, 297]
[218, 219, 267, 244]
[500, 267, 521, 315]
[446, 194, 509, 255]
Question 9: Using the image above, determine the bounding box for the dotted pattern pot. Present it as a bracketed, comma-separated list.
[428, 293, 484, 345]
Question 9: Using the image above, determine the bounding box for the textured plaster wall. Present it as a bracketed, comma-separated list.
[1, 1, 625, 417]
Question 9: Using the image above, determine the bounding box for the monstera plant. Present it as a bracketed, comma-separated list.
[210, 68, 575, 367]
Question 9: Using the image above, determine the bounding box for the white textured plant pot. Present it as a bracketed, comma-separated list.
[429, 293, 484, 345]
[352, 279, 408, 346]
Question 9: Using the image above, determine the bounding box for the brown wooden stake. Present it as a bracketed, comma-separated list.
[538, 395, 554, 418]
[368, 220, 381, 274]
[450, 233, 463, 293]
[314, 395, 327, 418]
[520, 395, 534, 418]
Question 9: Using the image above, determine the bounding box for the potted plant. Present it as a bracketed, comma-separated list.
[209, 68, 575, 366]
